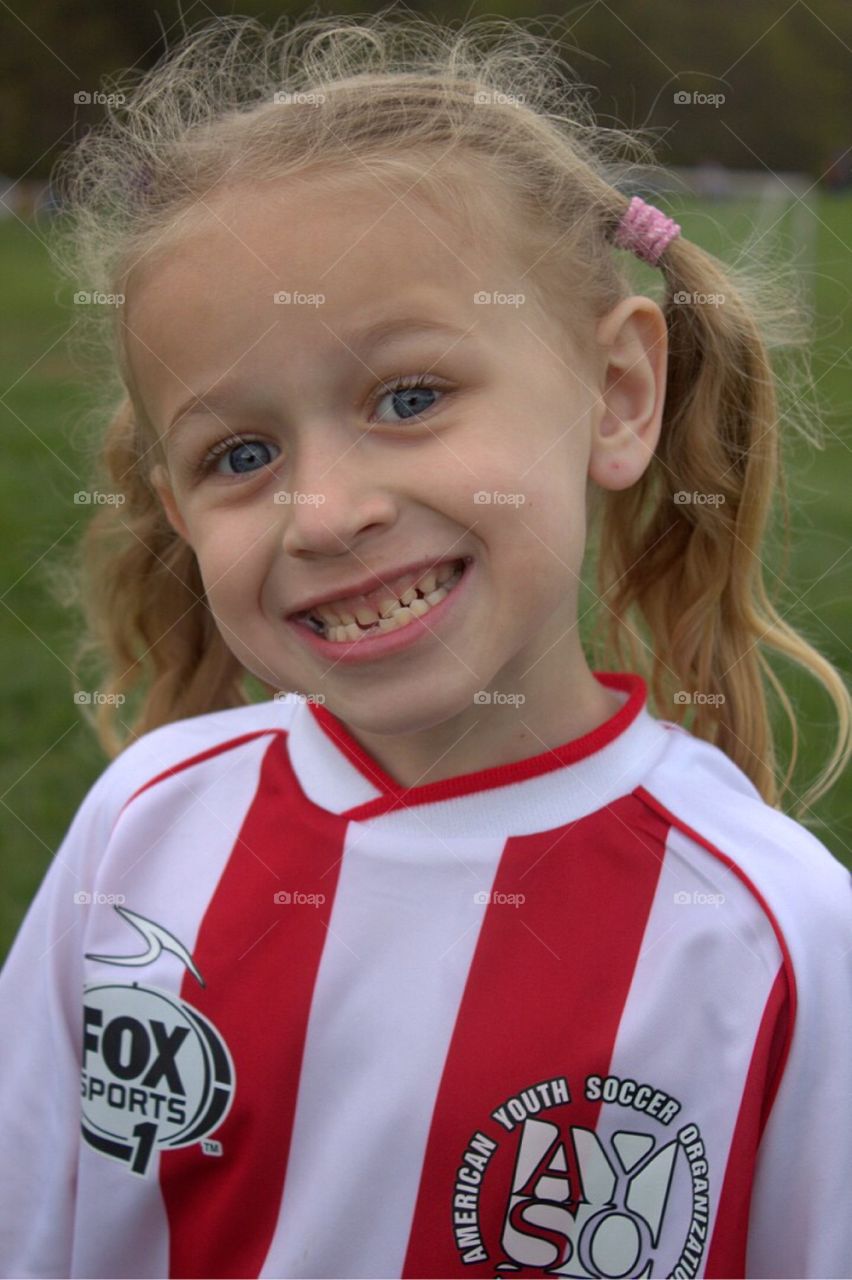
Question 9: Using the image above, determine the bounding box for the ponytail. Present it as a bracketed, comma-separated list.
[589, 225, 851, 818]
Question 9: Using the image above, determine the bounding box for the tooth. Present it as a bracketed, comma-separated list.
[435, 562, 456, 585]
[315, 562, 464, 641]
[399, 586, 417, 606]
[378, 595, 400, 619]
[379, 607, 415, 631]
[417, 571, 437, 595]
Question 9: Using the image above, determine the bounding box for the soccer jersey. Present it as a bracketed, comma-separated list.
[1, 670, 851, 1279]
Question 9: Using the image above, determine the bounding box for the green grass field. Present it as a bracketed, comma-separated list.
[1, 196, 851, 960]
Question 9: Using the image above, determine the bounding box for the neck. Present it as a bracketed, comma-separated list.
[333, 653, 623, 791]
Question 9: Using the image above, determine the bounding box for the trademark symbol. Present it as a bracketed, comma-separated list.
[201, 1138, 223, 1156]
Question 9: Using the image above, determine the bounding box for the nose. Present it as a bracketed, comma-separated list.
[278, 439, 397, 558]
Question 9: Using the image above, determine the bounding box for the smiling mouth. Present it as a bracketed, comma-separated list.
[295, 558, 468, 643]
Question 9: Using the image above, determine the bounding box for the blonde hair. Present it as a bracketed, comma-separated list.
[45, 9, 850, 821]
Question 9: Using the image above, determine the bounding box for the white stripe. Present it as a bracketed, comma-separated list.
[641, 728, 852, 1275]
[594, 823, 782, 1274]
[71, 734, 272, 1279]
[259, 824, 509, 1277]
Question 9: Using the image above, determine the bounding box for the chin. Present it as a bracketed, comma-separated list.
[332, 687, 474, 740]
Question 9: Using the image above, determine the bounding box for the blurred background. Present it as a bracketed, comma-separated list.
[2, 0, 851, 957]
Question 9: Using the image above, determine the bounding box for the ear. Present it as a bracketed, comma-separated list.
[587, 295, 668, 492]
[149, 463, 192, 545]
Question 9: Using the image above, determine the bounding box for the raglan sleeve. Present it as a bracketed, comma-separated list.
[0, 760, 121, 1280]
[744, 840, 852, 1278]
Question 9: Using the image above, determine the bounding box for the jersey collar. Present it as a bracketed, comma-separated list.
[284, 672, 673, 838]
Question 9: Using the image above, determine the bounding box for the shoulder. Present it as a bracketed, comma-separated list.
[637, 722, 852, 964]
[79, 694, 303, 830]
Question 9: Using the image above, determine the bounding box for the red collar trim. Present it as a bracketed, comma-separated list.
[306, 671, 647, 809]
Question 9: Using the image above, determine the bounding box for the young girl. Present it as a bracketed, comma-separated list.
[2, 12, 850, 1279]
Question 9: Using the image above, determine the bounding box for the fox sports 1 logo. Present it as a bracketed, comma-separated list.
[81, 982, 235, 1176]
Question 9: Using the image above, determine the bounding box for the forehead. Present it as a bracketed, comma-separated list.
[121, 173, 529, 416]
[127, 174, 507, 336]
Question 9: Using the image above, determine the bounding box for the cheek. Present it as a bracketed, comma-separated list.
[192, 525, 268, 601]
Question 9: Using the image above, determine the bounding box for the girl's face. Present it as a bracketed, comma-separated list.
[128, 174, 666, 755]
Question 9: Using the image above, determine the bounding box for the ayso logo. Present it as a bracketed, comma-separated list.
[452, 1073, 710, 1277]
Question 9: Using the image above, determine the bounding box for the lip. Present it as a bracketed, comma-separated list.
[286, 554, 466, 619]
[286, 555, 474, 665]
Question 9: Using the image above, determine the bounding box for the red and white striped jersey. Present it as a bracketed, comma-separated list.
[2, 671, 851, 1279]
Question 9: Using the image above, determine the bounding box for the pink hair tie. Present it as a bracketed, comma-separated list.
[613, 196, 681, 266]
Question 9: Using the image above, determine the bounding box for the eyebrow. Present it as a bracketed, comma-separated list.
[165, 316, 475, 434]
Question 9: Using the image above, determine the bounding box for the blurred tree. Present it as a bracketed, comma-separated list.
[0, 0, 849, 180]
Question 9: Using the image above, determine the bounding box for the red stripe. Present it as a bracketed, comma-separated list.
[158, 734, 349, 1277]
[310, 671, 647, 819]
[703, 965, 790, 1277]
[402, 795, 669, 1276]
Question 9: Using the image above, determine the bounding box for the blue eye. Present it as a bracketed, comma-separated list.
[196, 374, 444, 479]
[200, 438, 280, 477]
[373, 376, 443, 423]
